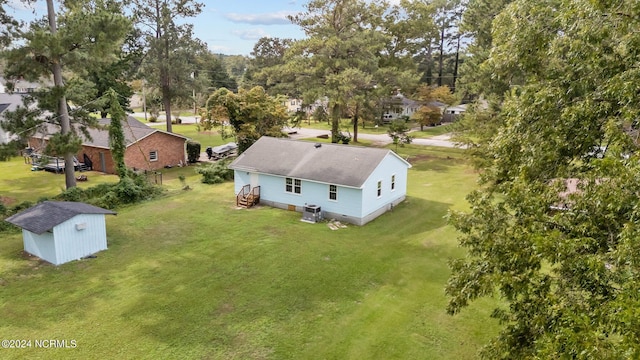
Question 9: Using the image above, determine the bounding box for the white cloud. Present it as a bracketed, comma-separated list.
[7, 0, 37, 12]
[231, 28, 270, 41]
[224, 11, 296, 25]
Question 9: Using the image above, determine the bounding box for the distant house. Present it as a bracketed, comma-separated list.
[382, 93, 445, 122]
[30, 116, 188, 174]
[0, 93, 26, 144]
[0, 76, 47, 94]
[285, 97, 328, 116]
[442, 104, 468, 123]
[229, 137, 412, 225]
[5, 201, 116, 265]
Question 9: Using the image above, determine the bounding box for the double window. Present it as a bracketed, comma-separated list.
[286, 178, 301, 194]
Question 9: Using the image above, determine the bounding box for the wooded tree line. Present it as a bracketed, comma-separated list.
[3, 1, 639, 357]
[0, 0, 468, 185]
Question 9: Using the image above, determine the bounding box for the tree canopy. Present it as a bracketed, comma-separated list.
[447, 0, 640, 358]
[2, 0, 129, 188]
[132, 0, 204, 133]
[201, 86, 288, 152]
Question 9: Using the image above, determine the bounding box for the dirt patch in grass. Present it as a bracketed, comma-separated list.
[409, 154, 458, 163]
[0, 196, 17, 206]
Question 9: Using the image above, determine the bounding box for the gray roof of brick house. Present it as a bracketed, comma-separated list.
[0, 93, 27, 115]
[5, 201, 116, 235]
[38, 116, 188, 149]
[229, 136, 411, 188]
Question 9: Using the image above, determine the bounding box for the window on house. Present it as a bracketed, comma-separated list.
[286, 178, 302, 194]
[149, 150, 158, 162]
[377, 180, 382, 197]
[329, 185, 337, 200]
[391, 175, 396, 191]
[294, 179, 301, 194]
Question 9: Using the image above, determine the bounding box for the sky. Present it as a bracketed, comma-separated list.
[6, 0, 404, 57]
[4, 0, 307, 56]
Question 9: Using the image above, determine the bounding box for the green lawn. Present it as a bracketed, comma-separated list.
[0, 146, 498, 359]
[0, 158, 119, 204]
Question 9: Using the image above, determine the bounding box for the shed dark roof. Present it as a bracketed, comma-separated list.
[5, 201, 116, 235]
[229, 137, 411, 188]
[38, 116, 188, 149]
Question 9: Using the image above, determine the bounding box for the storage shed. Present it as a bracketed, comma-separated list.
[5, 201, 116, 265]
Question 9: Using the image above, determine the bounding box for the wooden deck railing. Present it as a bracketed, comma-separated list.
[236, 184, 250, 206]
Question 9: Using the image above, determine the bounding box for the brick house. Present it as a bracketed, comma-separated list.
[30, 116, 188, 174]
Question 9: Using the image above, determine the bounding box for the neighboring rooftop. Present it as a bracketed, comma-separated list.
[39, 116, 188, 149]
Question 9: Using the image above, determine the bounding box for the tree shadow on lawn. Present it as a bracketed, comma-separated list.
[407, 154, 467, 173]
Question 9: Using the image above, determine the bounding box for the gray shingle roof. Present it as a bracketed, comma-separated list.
[5, 201, 116, 235]
[0, 93, 27, 114]
[38, 116, 188, 149]
[229, 137, 410, 188]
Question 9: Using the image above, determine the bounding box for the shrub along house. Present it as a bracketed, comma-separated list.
[5, 201, 116, 265]
[30, 116, 188, 174]
[229, 136, 412, 225]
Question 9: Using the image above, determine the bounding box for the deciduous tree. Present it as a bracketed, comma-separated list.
[201, 86, 288, 152]
[446, 1, 640, 358]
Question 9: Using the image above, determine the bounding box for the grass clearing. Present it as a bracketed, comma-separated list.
[0, 146, 498, 359]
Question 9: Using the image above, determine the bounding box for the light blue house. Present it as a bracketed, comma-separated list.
[6, 201, 116, 265]
[229, 137, 411, 225]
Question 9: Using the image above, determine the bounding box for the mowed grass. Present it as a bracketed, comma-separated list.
[0, 147, 499, 359]
[0, 158, 119, 204]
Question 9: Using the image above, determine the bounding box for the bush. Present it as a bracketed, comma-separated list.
[186, 140, 201, 163]
[196, 160, 234, 184]
[53, 173, 163, 209]
[148, 116, 157, 123]
[57, 186, 86, 202]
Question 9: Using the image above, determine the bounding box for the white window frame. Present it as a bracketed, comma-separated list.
[391, 174, 396, 191]
[286, 177, 302, 194]
[149, 150, 158, 162]
[294, 179, 301, 194]
[377, 180, 382, 197]
[329, 184, 337, 201]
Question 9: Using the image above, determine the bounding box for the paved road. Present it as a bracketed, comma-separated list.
[132, 112, 463, 149]
[285, 126, 463, 148]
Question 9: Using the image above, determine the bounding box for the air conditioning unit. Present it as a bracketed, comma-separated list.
[301, 205, 323, 223]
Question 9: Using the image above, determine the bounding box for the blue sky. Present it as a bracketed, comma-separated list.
[5, 0, 308, 56]
[196, 1, 307, 55]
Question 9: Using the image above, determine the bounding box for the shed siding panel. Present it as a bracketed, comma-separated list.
[257, 174, 363, 218]
[52, 214, 108, 265]
[23, 230, 57, 264]
[361, 153, 409, 219]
